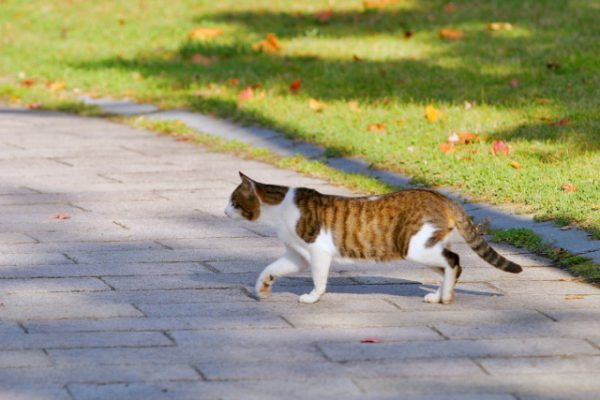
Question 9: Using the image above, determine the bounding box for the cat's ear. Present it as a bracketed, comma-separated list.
[239, 171, 264, 201]
[239, 171, 254, 188]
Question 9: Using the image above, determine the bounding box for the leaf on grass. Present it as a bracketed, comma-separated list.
[308, 98, 326, 112]
[20, 78, 36, 87]
[367, 123, 386, 132]
[548, 118, 570, 126]
[239, 87, 254, 101]
[425, 105, 443, 122]
[50, 213, 71, 220]
[27, 103, 42, 109]
[47, 81, 65, 92]
[439, 142, 455, 154]
[363, 0, 398, 10]
[252, 33, 282, 53]
[315, 9, 333, 23]
[510, 161, 522, 169]
[190, 54, 215, 65]
[353, 54, 363, 62]
[561, 183, 577, 193]
[491, 140, 510, 156]
[444, 3, 456, 12]
[448, 132, 460, 144]
[347, 101, 361, 112]
[509, 79, 519, 88]
[229, 78, 239, 86]
[360, 337, 382, 343]
[439, 28, 464, 40]
[404, 30, 414, 39]
[488, 22, 513, 31]
[188, 27, 224, 41]
[290, 79, 301, 93]
[464, 101, 474, 109]
[458, 132, 480, 144]
[546, 61, 560, 71]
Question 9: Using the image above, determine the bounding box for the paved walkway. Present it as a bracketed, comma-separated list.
[0, 106, 599, 400]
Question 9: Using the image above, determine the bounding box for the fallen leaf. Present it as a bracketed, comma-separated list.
[464, 100, 474, 109]
[548, 118, 570, 126]
[188, 27, 223, 41]
[353, 54, 363, 62]
[175, 137, 191, 142]
[315, 9, 333, 23]
[546, 61, 560, 71]
[238, 86, 254, 101]
[510, 161, 522, 169]
[488, 22, 513, 31]
[559, 277, 580, 282]
[228, 78, 239, 86]
[439, 142, 455, 154]
[425, 105, 443, 122]
[50, 213, 71, 220]
[535, 98, 551, 105]
[443, 3, 456, 12]
[252, 33, 281, 53]
[509, 79, 519, 88]
[20, 78, 36, 87]
[363, 0, 397, 10]
[290, 79, 301, 93]
[564, 294, 585, 300]
[367, 123, 386, 132]
[561, 183, 577, 192]
[458, 132, 480, 144]
[46, 82, 65, 92]
[347, 100, 361, 112]
[439, 28, 464, 40]
[27, 103, 42, 109]
[491, 140, 510, 156]
[404, 31, 414, 38]
[360, 337, 382, 343]
[308, 98, 326, 112]
[190, 54, 214, 65]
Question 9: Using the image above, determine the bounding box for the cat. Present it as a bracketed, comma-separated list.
[225, 172, 522, 305]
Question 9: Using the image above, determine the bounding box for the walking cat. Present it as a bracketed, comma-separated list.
[225, 172, 522, 304]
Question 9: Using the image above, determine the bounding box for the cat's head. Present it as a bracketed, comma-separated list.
[224, 172, 263, 221]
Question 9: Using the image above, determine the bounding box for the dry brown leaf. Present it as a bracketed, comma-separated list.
[510, 161, 523, 169]
[564, 294, 585, 300]
[439, 28, 464, 40]
[252, 33, 282, 53]
[190, 54, 215, 65]
[561, 183, 577, 193]
[458, 132, 480, 144]
[439, 142, 455, 154]
[367, 123, 386, 132]
[425, 105, 443, 122]
[548, 118, 570, 126]
[228, 78, 239, 86]
[188, 27, 223, 41]
[353, 54, 363, 62]
[20, 78, 36, 87]
[308, 98, 326, 112]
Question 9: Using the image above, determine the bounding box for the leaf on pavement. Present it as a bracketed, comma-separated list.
[50, 213, 71, 220]
[360, 337, 382, 343]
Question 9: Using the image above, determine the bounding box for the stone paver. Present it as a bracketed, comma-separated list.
[1, 106, 599, 399]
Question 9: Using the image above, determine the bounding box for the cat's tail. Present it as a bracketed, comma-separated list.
[452, 203, 522, 273]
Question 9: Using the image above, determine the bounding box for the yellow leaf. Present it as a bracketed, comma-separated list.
[488, 22, 513, 31]
[188, 27, 223, 41]
[347, 101, 361, 112]
[510, 161, 522, 169]
[308, 98, 325, 112]
[439, 28, 464, 40]
[425, 105, 443, 122]
[252, 33, 282, 53]
[47, 81, 65, 92]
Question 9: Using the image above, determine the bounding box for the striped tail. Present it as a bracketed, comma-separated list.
[452, 204, 522, 273]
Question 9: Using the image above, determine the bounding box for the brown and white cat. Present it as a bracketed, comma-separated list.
[225, 172, 522, 305]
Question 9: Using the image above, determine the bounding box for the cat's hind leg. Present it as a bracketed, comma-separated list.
[255, 246, 309, 300]
[440, 248, 461, 304]
[298, 249, 332, 304]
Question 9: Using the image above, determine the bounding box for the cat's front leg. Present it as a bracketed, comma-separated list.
[255, 246, 308, 299]
[299, 249, 332, 304]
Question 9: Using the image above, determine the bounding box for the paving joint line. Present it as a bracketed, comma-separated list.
[536, 310, 559, 322]
[61, 252, 79, 264]
[584, 338, 600, 351]
[469, 357, 492, 376]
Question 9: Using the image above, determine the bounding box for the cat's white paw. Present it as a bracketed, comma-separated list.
[424, 292, 441, 304]
[298, 291, 321, 304]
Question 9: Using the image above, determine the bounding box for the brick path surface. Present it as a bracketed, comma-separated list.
[0, 107, 599, 400]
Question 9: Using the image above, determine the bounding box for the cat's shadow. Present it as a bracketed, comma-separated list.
[275, 276, 502, 298]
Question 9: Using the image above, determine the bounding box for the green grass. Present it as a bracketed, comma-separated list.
[1, 0, 599, 236]
[492, 228, 600, 285]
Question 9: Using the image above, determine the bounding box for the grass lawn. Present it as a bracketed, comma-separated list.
[1, 0, 599, 236]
